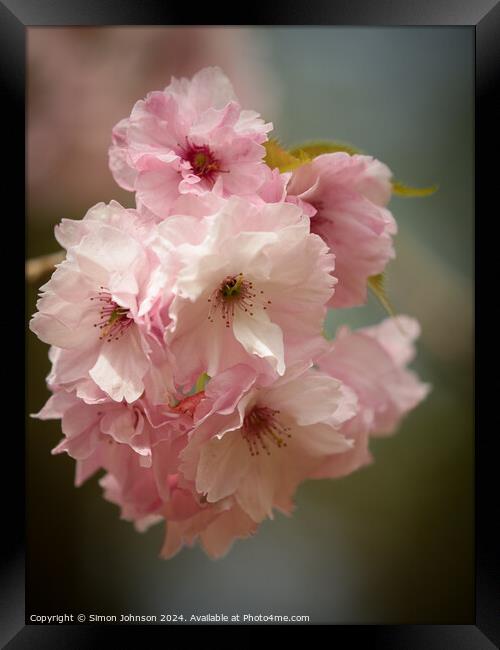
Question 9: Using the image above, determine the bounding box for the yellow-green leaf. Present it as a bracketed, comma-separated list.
[368, 273, 396, 318]
[264, 139, 307, 173]
[368, 275, 410, 335]
[289, 140, 360, 159]
[392, 181, 438, 198]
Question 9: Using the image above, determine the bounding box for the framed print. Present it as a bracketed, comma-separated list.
[4, 0, 498, 645]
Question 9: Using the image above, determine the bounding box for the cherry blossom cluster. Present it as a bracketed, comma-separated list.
[30, 67, 429, 559]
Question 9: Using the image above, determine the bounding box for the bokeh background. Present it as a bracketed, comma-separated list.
[26, 27, 474, 623]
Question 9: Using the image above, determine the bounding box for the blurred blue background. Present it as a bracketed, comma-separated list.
[27, 27, 473, 623]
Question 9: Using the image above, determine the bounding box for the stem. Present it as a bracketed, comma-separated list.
[25, 250, 65, 284]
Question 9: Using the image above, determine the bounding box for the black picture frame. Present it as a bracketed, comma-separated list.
[8, 0, 497, 645]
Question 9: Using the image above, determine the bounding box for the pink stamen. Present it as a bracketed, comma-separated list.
[241, 405, 292, 457]
[207, 273, 272, 328]
[179, 138, 224, 185]
[90, 288, 133, 342]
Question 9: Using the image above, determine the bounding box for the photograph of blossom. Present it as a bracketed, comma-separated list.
[26, 26, 473, 624]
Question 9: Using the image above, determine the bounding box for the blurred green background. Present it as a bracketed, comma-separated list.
[26, 27, 473, 623]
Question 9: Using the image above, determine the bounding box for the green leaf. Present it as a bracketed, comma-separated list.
[264, 139, 307, 173]
[194, 372, 210, 393]
[289, 140, 361, 159]
[368, 273, 396, 318]
[392, 180, 438, 198]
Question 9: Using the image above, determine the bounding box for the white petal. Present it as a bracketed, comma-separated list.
[266, 371, 356, 427]
[196, 432, 250, 503]
[73, 226, 142, 283]
[235, 455, 276, 522]
[293, 423, 352, 457]
[232, 310, 285, 375]
[89, 328, 149, 403]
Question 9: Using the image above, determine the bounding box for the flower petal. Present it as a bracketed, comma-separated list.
[232, 310, 285, 375]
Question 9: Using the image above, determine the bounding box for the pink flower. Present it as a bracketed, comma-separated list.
[35, 385, 259, 556]
[161, 196, 336, 389]
[287, 153, 397, 308]
[34, 388, 190, 472]
[158, 472, 260, 559]
[28, 61, 431, 561]
[34, 386, 197, 532]
[28, 28, 281, 217]
[99, 472, 163, 533]
[161, 491, 258, 560]
[178, 364, 358, 524]
[109, 67, 272, 220]
[311, 316, 430, 479]
[30, 201, 173, 403]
